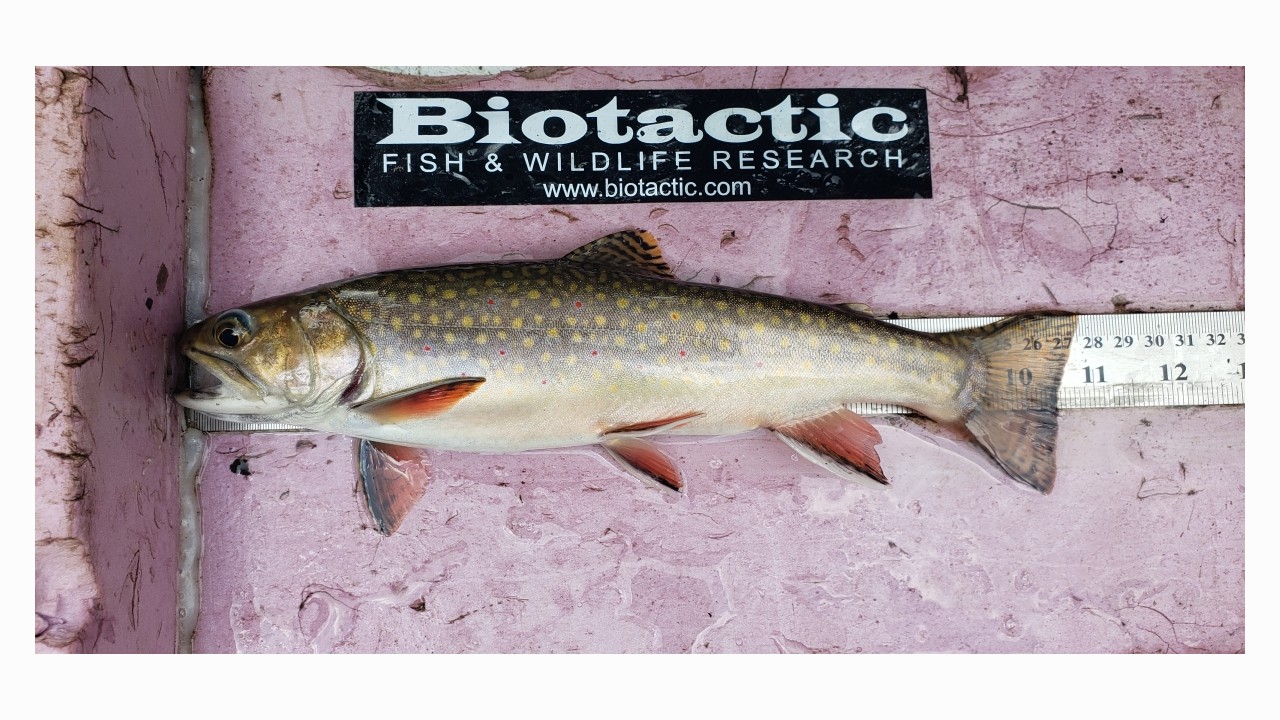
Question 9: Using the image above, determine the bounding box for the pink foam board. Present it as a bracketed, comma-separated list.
[34, 67, 189, 652]
[191, 66, 1242, 652]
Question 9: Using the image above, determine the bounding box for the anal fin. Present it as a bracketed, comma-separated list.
[357, 439, 432, 535]
[774, 408, 887, 488]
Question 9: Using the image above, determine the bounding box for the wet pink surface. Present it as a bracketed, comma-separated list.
[192, 67, 1244, 652]
[34, 67, 189, 651]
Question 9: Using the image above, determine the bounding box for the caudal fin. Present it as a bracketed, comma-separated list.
[945, 315, 1078, 493]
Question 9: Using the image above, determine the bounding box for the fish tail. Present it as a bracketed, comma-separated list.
[943, 314, 1078, 493]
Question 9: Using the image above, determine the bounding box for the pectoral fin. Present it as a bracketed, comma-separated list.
[357, 439, 432, 535]
[774, 408, 887, 488]
[351, 377, 485, 424]
[602, 437, 684, 491]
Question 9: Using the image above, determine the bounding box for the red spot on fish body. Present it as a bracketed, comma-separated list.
[574, 300, 583, 308]
[487, 298, 495, 305]
[591, 350, 598, 356]
[679, 349, 687, 357]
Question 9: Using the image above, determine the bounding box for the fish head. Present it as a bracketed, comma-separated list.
[176, 295, 367, 421]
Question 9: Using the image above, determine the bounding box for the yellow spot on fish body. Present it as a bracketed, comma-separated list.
[807, 336, 820, 348]
[540, 352, 551, 362]
[565, 355, 577, 366]
[467, 288, 479, 297]
[404, 349, 414, 359]
[461, 316, 474, 327]
[670, 311, 681, 321]
[391, 317, 403, 331]
[829, 342, 841, 354]
[800, 313, 812, 325]
[442, 289, 457, 300]
[475, 333, 488, 344]
[867, 335, 879, 345]
[484, 278, 497, 288]
[718, 339, 731, 351]
[614, 335, 626, 347]
[866, 356, 877, 367]
[412, 328, 423, 340]
[658, 334, 669, 345]
[513, 363, 525, 374]
[695, 320, 707, 333]
[715, 300, 728, 311]
[595, 292, 606, 301]
[566, 316, 577, 327]
[572, 332, 583, 343]
[547, 328, 560, 338]
[409, 293, 421, 304]
[361, 309, 373, 321]
[636, 322, 648, 333]
[444, 332, 456, 343]
[887, 337, 899, 350]
[497, 331, 508, 341]
[549, 297, 561, 308]
[752, 322, 764, 335]
[522, 337, 534, 348]
[510, 299, 521, 308]
[779, 337, 791, 349]
[595, 315, 606, 327]
[512, 317, 524, 329]
[528, 289, 542, 299]
[617, 298, 630, 309]
[608, 383, 619, 393]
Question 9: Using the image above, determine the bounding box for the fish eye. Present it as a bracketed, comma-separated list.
[212, 310, 253, 349]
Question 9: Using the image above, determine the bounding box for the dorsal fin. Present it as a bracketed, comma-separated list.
[561, 230, 675, 278]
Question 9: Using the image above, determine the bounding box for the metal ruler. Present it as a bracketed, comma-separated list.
[188, 311, 1244, 432]
[874, 310, 1245, 411]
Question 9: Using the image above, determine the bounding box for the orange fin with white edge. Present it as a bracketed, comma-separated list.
[774, 408, 888, 488]
[352, 377, 485, 424]
[602, 436, 684, 491]
[357, 439, 432, 535]
[561, 230, 675, 278]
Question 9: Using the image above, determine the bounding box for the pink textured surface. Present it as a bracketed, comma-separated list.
[193, 66, 1244, 652]
[34, 67, 189, 652]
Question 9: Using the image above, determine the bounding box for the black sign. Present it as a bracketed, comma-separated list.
[354, 89, 931, 207]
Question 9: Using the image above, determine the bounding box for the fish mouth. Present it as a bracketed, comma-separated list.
[177, 349, 289, 416]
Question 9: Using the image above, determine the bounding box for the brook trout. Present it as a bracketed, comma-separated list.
[177, 231, 1076, 534]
